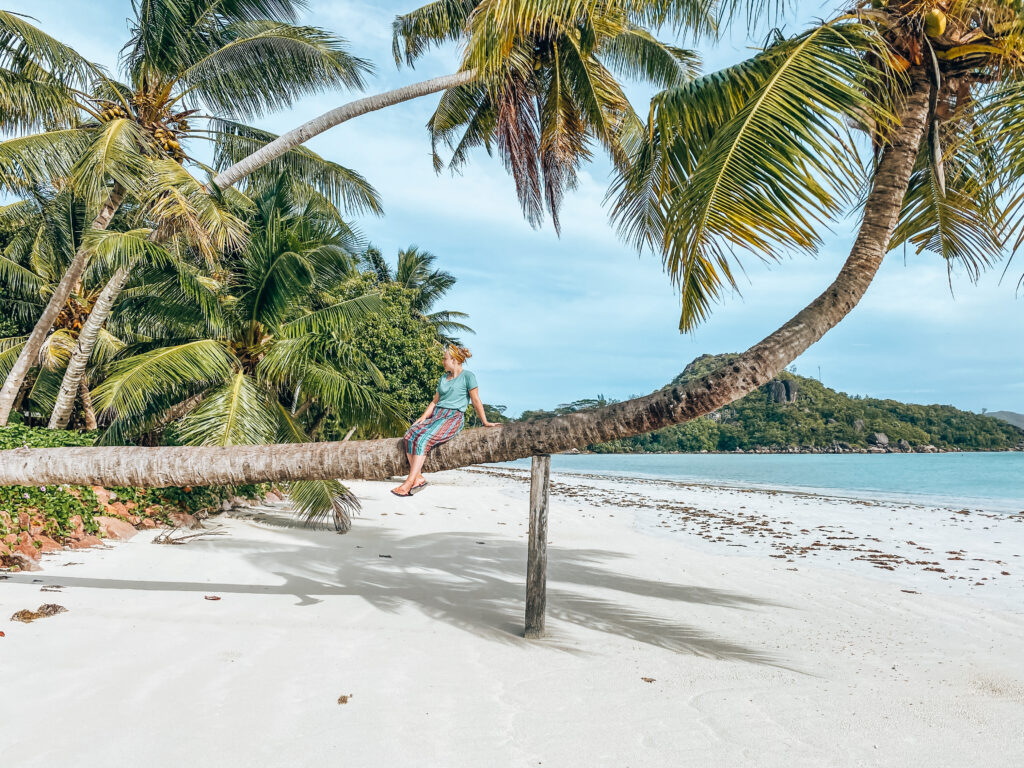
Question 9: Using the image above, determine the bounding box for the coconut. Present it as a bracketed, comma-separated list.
[925, 9, 947, 37]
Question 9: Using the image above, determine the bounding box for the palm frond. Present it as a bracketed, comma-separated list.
[209, 118, 382, 214]
[0, 65, 80, 132]
[71, 118, 150, 206]
[93, 339, 235, 420]
[599, 26, 700, 89]
[242, 247, 316, 329]
[90, 327, 125, 368]
[278, 293, 384, 338]
[393, 0, 477, 66]
[424, 310, 475, 334]
[891, 127, 1001, 281]
[0, 127, 94, 193]
[0, 251, 46, 297]
[613, 20, 899, 331]
[0, 335, 26, 381]
[0, 10, 96, 90]
[176, 372, 277, 446]
[38, 327, 76, 371]
[288, 478, 360, 532]
[81, 227, 176, 271]
[178, 21, 372, 118]
[359, 247, 393, 283]
[141, 159, 249, 263]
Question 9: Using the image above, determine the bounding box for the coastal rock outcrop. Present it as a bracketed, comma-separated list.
[868, 432, 889, 446]
[764, 379, 799, 404]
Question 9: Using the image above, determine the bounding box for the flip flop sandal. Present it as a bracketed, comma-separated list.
[409, 482, 428, 494]
[390, 489, 413, 498]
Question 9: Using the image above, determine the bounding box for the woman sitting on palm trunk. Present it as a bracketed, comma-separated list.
[392, 345, 499, 497]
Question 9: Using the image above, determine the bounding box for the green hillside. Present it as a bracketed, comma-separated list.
[523, 354, 1024, 454]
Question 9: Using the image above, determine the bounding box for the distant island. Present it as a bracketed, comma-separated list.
[988, 410, 1024, 430]
[514, 354, 1024, 454]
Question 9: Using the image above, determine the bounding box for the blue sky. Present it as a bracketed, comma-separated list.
[8, 0, 1023, 416]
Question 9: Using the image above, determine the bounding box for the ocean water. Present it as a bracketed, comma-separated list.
[498, 452, 1024, 513]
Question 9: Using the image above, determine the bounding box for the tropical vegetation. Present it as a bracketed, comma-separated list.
[0, 0, 376, 426]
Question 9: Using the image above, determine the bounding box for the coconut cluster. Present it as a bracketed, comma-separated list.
[94, 99, 188, 163]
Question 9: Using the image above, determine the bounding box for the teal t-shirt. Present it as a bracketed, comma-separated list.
[436, 369, 478, 411]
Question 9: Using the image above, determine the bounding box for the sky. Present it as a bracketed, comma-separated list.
[6, 0, 1023, 417]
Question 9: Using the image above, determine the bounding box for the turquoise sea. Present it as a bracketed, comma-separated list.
[500, 452, 1024, 513]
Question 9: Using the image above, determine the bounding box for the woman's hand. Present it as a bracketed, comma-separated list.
[482, 421, 501, 428]
[413, 415, 426, 425]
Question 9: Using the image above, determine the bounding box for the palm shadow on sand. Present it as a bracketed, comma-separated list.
[14, 508, 788, 665]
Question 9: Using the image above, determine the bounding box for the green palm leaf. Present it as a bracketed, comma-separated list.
[0, 335, 26, 382]
[278, 293, 384, 338]
[0, 10, 96, 90]
[0, 252, 46, 298]
[93, 339, 235, 420]
[142, 159, 249, 263]
[71, 118, 150, 206]
[891, 131, 1001, 280]
[288, 478, 360, 532]
[177, 21, 372, 118]
[176, 372, 278, 446]
[0, 66, 80, 132]
[81, 228, 177, 271]
[614, 20, 898, 331]
[599, 26, 700, 89]
[393, 0, 476, 66]
[210, 118, 382, 214]
[0, 128, 94, 194]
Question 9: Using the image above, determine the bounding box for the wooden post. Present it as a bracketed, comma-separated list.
[525, 453, 551, 639]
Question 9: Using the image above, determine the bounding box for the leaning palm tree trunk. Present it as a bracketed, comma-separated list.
[0, 75, 933, 487]
[211, 70, 477, 190]
[0, 185, 125, 426]
[48, 264, 131, 428]
[44, 70, 479, 429]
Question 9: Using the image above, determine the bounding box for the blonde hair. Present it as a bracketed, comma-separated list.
[447, 344, 472, 364]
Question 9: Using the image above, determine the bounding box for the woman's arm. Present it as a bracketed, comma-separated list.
[414, 393, 439, 424]
[469, 388, 500, 427]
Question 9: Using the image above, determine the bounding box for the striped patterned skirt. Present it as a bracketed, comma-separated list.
[404, 406, 465, 456]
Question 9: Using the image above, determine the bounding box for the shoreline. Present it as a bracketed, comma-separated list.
[564, 445, 1024, 454]
[498, 452, 1024, 515]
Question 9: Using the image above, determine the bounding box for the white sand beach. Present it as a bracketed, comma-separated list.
[2, 467, 1023, 767]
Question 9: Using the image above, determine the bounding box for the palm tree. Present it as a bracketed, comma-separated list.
[361, 245, 473, 343]
[91, 174, 405, 529]
[0, 1, 375, 425]
[0, 182, 251, 427]
[8, 2, 1024, 489]
[210, 0, 723, 227]
[0, 189, 105, 424]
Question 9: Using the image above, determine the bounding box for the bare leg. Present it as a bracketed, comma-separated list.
[393, 452, 428, 494]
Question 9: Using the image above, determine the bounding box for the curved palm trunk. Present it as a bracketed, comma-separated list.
[211, 70, 477, 191]
[43, 71, 480, 430]
[0, 186, 125, 426]
[48, 265, 130, 429]
[0, 73, 933, 487]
